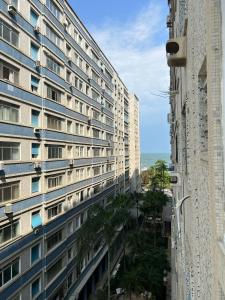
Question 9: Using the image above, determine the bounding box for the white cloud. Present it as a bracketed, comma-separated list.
[89, 0, 169, 113]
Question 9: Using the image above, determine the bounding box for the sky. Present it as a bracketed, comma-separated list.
[69, 0, 170, 153]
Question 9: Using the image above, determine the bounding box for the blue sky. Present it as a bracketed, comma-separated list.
[69, 0, 170, 153]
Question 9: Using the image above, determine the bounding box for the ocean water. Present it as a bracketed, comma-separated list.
[141, 153, 171, 170]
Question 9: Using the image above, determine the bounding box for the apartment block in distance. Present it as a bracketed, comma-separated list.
[167, 0, 225, 299]
[0, 0, 141, 299]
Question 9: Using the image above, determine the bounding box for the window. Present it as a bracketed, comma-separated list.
[93, 166, 101, 176]
[0, 259, 20, 287]
[92, 51, 99, 65]
[46, 258, 62, 283]
[92, 70, 99, 83]
[46, 24, 61, 48]
[46, 0, 61, 19]
[68, 222, 73, 235]
[31, 211, 42, 229]
[68, 248, 72, 261]
[47, 174, 63, 189]
[30, 43, 39, 61]
[0, 60, 19, 84]
[0, 220, 19, 244]
[93, 148, 100, 157]
[0, 181, 19, 203]
[11, 0, 18, 9]
[68, 273, 73, 288]
[32, 143, 40, 159]
[47, 203, 62, 219]
[93, 184, 101, 194]
[47, 115, 62, 131]
[31, 110, 40, 127]
[47, 230, 62, 251]
[31, 76, 39, 93]
[31, 244, 40, 264]
[0, 142, 19, 161]
[93, 129, 100, 139]
[92, 90, 100, 103]
[32, 177, 40, 193]
[46, 55, 60, 75]
[78, 57, 83, 69]
[0, 101, 19, 123]
[30, 10, 38, 27]
[66, 70, 71, 82]
[67, 146, 72, 158]
[46, 85, 61, 102]
[31, 277, 40, 299]
[93, 109, 100, 121]
[105, 69, 113, 82]
[67, 96, 72, 108]
[79, 102, 83, 114]
[0, 18, 19, 47]
[67, 170, 72, 183]
[67, 120, 72, 133]
[48, 145, 63, 159]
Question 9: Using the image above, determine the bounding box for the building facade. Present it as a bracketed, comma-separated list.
[167, 0, 225, 299]
[0, 0, 140, 299]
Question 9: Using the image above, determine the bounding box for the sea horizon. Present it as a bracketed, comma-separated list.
[141, 152, 171, 170]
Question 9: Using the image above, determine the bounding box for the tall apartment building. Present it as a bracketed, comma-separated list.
[166, 0, 225, 299]
[0, 0, 140, 299]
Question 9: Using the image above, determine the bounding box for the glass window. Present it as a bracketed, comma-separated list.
[47, 115, 62, 131]
[0, 60, 19, 84]
[46, 85, 61, 102]
[0, 259, 20, 287]
[31, 278, 40, 299]
[46, 55, 60, 75]
[46, 24, 61, 48]
[0, 182, 19, 204]
[31, 76, 39, 93]
[30, 10, 38, 27]
[0, 142, 19, 161]
[47, 174, 63, 189]
[46, 230, 62, 251]
[31, 244, 40, 264]
[0, 18, 19, 47]
[31, 43, 39, 61]
[46, 258, 62, 283]
[31, 211, 42, 229]
[0, 101, 19, 123]
[0, 220, 19, 244]
[92, 90, 100, 103]
[31, 110, 40, 127]
[48, 145, 62, 159]
[32, 177, 40, 193]
[47, 203, 62, 219]
[31, 143, 40, 159]
[46, 0, 61, 19]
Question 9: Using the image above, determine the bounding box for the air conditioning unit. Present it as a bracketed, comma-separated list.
[8, 4, 17, 15]
[34, 26, 40, 34]
[33, 162, 41, 170]
[0, 161, 5, 171]
[63, 18, 68, 27]
[167, 15, 172, 28]
[166, 37, 187, 67]
[67, 57, 72, 64]
[34, 128, 40, 135]
[69, 159, 74, 166]
[5, 203, 13, 216]
[36, 60, 41, 68]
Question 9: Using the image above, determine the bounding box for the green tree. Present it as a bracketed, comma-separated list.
[77, 194, 135, 300]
